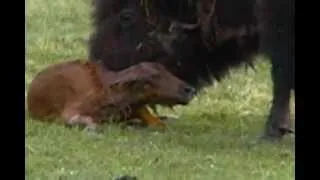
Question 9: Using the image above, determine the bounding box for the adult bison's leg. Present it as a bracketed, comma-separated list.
[264, 55, 294, 139]
[257, 0, 295, 140]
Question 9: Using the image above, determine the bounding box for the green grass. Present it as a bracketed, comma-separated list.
[26, 0, 295, 179]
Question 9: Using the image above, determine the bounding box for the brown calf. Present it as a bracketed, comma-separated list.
[27, 60, 195, 130]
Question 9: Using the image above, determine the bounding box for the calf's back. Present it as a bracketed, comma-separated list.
[27, 60, 105, 121]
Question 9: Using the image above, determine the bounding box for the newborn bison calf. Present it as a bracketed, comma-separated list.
[27, 60, 195, 130]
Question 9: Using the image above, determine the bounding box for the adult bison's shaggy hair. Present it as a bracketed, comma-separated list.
[88, 0, 295, 140]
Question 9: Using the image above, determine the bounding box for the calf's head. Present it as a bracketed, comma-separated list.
[108, 62, 196, 107]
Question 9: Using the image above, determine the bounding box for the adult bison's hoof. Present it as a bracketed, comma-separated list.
[279, 127, 295, 134]
[261, 125, 294, 141]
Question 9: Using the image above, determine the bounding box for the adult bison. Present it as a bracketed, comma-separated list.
[88, 0, 295, 140]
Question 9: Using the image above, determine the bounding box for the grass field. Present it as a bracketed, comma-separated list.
[26, 0, 295, 179]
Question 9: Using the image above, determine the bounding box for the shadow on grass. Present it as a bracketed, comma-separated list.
[163, 111, 295, 154]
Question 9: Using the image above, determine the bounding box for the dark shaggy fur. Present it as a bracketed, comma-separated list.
[88, 0, 178, 72]
[150, 0, 295, 139]
[88, 0, 294, 139]
[88, 0, 258, 90]
[89, 0, 153, 67]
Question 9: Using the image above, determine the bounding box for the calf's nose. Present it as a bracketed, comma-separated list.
[183, 86, 196, 96]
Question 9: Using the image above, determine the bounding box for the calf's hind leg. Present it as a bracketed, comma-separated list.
[62, 109, 99, 132]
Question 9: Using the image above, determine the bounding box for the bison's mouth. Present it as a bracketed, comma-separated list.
[132, 96, 192, 108]
[153, 85, 197, 106]
[175, 93, 195, 105]
[153, 92, 196, 106]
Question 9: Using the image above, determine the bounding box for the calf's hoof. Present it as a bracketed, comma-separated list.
[84, 125, 103, 135]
